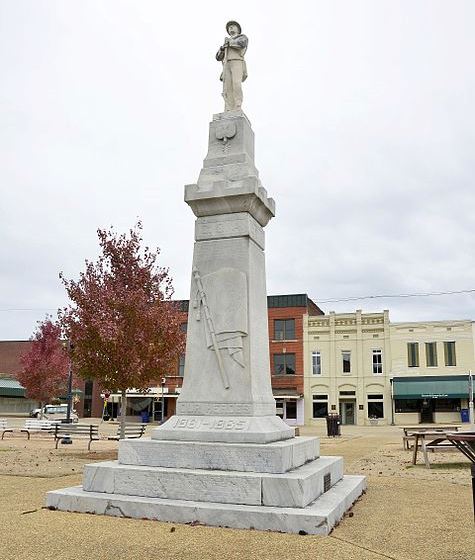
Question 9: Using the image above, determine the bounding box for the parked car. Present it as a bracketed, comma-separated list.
[29, 404, 78, 423]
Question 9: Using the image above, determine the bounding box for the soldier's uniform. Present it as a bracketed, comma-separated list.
[216, 23, 248, 111]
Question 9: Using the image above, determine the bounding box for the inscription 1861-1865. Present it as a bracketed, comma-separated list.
[173, 417, 250, 431]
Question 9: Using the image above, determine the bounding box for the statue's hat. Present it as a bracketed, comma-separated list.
[226, 20, 242, 34]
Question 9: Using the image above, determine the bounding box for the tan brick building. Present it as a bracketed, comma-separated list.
[304, 311, 475, 426]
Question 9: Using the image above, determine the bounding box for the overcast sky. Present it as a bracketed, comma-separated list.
[1, 0, 475, 340]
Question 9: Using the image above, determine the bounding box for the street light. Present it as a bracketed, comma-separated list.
[61, 339, 74, 445]
[161, 377, 166, 423]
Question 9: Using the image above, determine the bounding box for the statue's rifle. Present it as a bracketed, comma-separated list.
[193, 268, 230, 390]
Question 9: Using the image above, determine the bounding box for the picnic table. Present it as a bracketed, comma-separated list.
[411, 430, 459, 468]
[445, 431, 475, 520]
[401, 425, 459, 450]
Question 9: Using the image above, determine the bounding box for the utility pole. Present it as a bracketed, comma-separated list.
[161, 377, 166, 423]
[65, 339, 73, 424]
[390, 378, 395, 426]
[469, 370, 474, 427]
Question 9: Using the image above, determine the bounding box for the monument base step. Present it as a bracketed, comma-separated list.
[46, 475, 366, 535]
[119, 436, 319, 474]
[83, 456, 343, 508]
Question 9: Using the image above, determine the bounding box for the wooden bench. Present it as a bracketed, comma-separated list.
[0, 418, 10, 440]
[53, 424, 99, 451]
[402, 425, 459, 450]
[108, 424, 147, 441]
[2, 419, 60, 439]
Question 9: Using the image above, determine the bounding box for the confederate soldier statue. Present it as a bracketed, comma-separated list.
[216, 21, 248, 112]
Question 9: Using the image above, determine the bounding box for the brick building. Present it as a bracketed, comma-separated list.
[101, 294, 322, 425]
[268, 294, 323, 424]
[0, 340, 38, 414]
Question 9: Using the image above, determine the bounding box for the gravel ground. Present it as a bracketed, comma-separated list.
[0, 421, 473, 560]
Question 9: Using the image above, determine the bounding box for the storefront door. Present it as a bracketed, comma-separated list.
[153, 400, 163, 422]
[420, 400, 434, 423]
[339, 400, 355, 425]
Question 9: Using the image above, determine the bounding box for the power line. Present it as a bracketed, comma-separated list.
[0, 308, 57, 312]
[1, 288, 475, 312]
[318, 288, 475, 304]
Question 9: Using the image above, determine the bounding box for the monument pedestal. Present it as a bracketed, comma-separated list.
[47, 435, 365, 534]
[46, 111, 365, 534]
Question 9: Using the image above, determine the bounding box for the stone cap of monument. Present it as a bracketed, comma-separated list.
[185, 111, 275, 227]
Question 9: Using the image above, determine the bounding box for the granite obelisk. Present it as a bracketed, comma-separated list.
[152, 109, 294, 444]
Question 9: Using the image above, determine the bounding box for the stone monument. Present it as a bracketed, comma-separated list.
[46, 23, 366, 534]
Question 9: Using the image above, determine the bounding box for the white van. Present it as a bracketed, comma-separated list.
[29, 404, 79, 423]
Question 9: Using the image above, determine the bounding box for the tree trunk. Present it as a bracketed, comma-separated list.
[119, 389, 127, 439]
[39, 401, 44, 420]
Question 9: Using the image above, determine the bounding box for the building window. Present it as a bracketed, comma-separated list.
[274, 319, 296, 340]
[83, 380, 94, 418]
[273, 353, 296, 375]
[312, 394, 328, 418]
[425, 342, 438, 367]
[367, 394, 384, 418]
[312, 351, 321, 375]
[342, 351, 351, 374]
[275, 399, 298, 420]
[407, 342, 419, 367]
[178, 354, 185, 376]
[444, 341, 456, 366]
[395, 399, 421, 413]
[368, 401, 384, 418]
[372, 349, 383, 375]
[434, 398, 460, 412]
[285, 400, 297, 419]
[84, 380, 93, 397]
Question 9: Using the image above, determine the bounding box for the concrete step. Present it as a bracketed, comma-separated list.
[119, 436, 319, 474]
[46, 474, 366, 535]
[83, 456, 343, 508]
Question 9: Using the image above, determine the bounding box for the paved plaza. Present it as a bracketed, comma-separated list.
[0, 421, 473, 560]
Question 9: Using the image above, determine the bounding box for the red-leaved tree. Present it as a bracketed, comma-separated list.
[18, 319, 70, 417]
[59, 222, 185, 437]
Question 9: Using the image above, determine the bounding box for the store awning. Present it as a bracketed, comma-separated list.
[0, 377, 25, 397]
[273, 390, 303, 400]
[58, 389, 83, 400]
[393, 375, 474, 399]
[108, 389, 180, 401]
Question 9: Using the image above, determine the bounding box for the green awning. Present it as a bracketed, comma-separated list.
[393, 375, 474, 399]
[57, 389, 83, 400]
[0, 377, 26, 397]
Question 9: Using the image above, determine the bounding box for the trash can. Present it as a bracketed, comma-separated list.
[326, 414, 341, 437]
[140, 410, 150, 423]
[461, 409, 470, 423]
